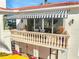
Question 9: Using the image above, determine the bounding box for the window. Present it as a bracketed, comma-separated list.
[3, 15, 16, 30]
[44, 18, 52, 28]
[53, 18, 63, 34]
[44, 18, 52, 33]
[35, 18, 42, 29]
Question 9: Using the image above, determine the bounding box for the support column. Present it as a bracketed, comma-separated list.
[15, 42, 20, 53]
[23, 19, 27, 25]
[56, 50, 58, 59]
[52, 18, 53, 33]
[42, 18, 44, 32]
[33, 47, 39, 59]
[16, 19, 21, 30]
[49, 48, 52, 59]
[34, 19, 35, 31]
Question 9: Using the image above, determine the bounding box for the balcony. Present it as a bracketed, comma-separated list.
[10, 30, 69, 50]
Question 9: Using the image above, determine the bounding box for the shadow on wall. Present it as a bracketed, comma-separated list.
[0, 41, 10, 51]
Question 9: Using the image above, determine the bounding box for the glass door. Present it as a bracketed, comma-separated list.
[27, 19, 34, 31]
[44, 18, 52, 33]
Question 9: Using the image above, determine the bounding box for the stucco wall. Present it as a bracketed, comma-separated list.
[65, 14, 79, 59]
[0, 15, 12, 53]
[0, 0, 12, 53]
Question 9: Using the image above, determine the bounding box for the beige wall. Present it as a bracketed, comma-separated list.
[0, 0, 12, 53]
[17, 43, 57, 59]
[65, 14, 79, 59]
[0, 15, 12, 53]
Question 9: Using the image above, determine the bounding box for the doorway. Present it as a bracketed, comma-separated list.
[27, 19, 34, 31]
[44, 18, 52, 33]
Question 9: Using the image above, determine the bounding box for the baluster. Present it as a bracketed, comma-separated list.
[44, 34, 46, 45]
[32, 33, 34, 43]
[53, 36, 55, 47]
[60, 36, 63, 48]
[54, 36, 56, 47]
[65, 37, 68, 48]
[25, 32, 27, 41]
[47, 35, 50, 45]
[37, 33, 38, 43]
[42, 34, 44, 44]
[40, 34, 42, 44]
[30, 33, 32, 42]
[20, 32, 23, 39]
[27, 33, 29, 42]
[19, 32, 21, 39]
[13, 31, 15, 39]
[50, 35, 53, 46]
[19, 32, 21, 40]
[51, 35, 53, 46]
[31, 33, 33, 42]
[59, 36, 61, 47]
[35, 33, 37, 43]
[55, 36, 57, 47]
[22, 33, 24, 39]
[38, 34, 39, 43]
[55, 35, 57, 47]
[57, 36, 59, 47]
[30, 33, 31, 42]
[37, 34, 39, 43]
[24, 32, 26, 40]
[28, 33, 30, 42]
[34, 33, 35, 43]
[45, 35, 48, 45]
[35, 34, 37, 43]
[36, 33, 38, 43]
[31, 33, 33, 43]
[21, 32, 22, 40]
[29, 33, 31, 42]
[62, 36, 64, 48]
[38, 34, 40, 44]
[48, 35, 50, 45]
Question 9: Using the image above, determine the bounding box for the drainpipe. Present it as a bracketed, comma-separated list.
[49, 49, 58, 59]
[49, 48, 51, 59]
[56, 50, 58, 59]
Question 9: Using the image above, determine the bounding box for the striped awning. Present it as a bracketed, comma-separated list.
[6, 10, 68, 19]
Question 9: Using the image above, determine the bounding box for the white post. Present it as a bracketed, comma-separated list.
[16, 19, 21, 30]
[34, 19, 35, 31]
[52, 18, 53, 33]
[23, 19, 27, 25]
[33, 47, 39, 59]
[42, 18, 44, 32]
[15, 42, 20, 53]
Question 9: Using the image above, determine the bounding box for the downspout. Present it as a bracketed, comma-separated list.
[56, 50, 58, 59]
[49, 48, 51, 59]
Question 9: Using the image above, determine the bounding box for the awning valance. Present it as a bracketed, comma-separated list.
[6, 10, 68, 19]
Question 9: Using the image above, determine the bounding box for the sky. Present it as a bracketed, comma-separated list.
[6, 0, 79, 8]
